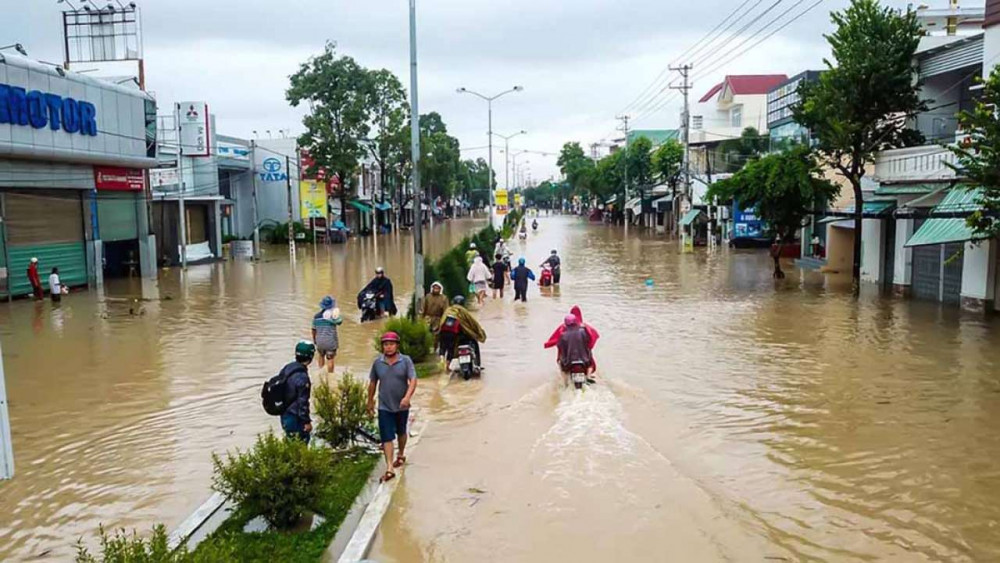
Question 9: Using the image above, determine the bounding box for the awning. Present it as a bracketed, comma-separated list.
[905, 187, 985, 247]
[817, 200, 896, 223]
[374, 201, 392, 211]
[349, 200, 373, 214]
[626, 197, 641, 214]
[605, 195, 618, 205]
[680, 209, 704, 227]
[653, 195, 673, 212]
[875, 183, 943, 196]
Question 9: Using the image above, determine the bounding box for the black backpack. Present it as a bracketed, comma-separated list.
[261, 365, 301, 416]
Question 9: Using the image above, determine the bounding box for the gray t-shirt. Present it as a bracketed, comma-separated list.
[369, 353, 417, 413]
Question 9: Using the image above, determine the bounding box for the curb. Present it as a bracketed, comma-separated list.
[335, 416, 428, 563]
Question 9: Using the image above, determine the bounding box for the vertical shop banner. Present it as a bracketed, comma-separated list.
[177, 101, 210, 157]
[496, 189, 509, 215]
[300, 180, 328, 219]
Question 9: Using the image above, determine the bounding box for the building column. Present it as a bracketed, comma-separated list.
[960, 239, 997, 313]
[893, 218, 914, 298]
[213, 200, 223, 259]
[860, 218, 883, 284]
[85, 189, 103, 288]
[136, 190, 156, 279]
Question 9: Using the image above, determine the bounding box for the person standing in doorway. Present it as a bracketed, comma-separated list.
[27, 258, 43, 301]
[367, 331, 418, 482]
[510, 257, 536, 302]
[48, 267, 65, 303]
[312, 296, 342, 375]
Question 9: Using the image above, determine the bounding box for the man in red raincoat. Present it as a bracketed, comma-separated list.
[544, 305, 600, 373]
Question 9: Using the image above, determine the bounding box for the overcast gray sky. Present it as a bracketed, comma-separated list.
[9, 0, 919, 183]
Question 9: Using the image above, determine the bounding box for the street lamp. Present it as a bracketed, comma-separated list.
[511, 151, 529, 189]
[493, 130, 526, 192]
[456, 85, 524, 228]
[0, 44, 27, 56]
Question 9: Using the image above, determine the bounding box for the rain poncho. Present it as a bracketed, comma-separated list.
[438, 305, 487, 342]
[358, 275, 397, 316]
[467, 256, 492, 285]
[558, 325, 593, 371]
[544, 305, 600, 369]
[421, 287, 450, 327]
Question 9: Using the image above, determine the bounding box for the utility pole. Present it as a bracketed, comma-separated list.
[670, 63, 692, 241]
[616, 114, 630, 232]
[286, 155, 295, 259]
[174, 105, 187, 270]
[0, 340, 13, 480]
[409, 0, 424, 307]
[250, 141, 261, 260]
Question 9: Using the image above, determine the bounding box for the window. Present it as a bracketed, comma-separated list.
[731, 106, 742, 128]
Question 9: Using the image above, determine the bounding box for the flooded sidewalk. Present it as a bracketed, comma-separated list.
[0, 220, 480, 561]
[370, 217, 1000, 562]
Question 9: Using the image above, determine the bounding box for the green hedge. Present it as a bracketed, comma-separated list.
[421, 224, 498, 305]
[371, 316, 434, 363]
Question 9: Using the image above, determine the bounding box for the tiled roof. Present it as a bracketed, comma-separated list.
[698, 74, 789, 103]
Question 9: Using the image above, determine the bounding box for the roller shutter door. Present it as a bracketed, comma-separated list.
[3, 190, 87, 297]
[97, 192, 139, 242]
[942, 243, 963, 305]
[185, 204, 208, 244]
[912, 244, 941, 302]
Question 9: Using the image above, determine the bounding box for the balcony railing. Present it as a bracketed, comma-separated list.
[873, 144, 958, 184]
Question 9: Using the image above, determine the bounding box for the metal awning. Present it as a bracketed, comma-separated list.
[605, 195, 618, 205]
[626, 197, 641, 214]
[349, 200, 373, 214]
[374, 201, 392, 211]
[905, 187, 985, 247]
[653, 195, 673, 212]
[875, 183, 947, 196]
[680, 209, 704, 227]
[817, 200, 896, 223]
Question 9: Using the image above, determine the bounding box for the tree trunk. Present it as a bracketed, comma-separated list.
[772, 238, 786, 279]
[851, 179, 864, 295]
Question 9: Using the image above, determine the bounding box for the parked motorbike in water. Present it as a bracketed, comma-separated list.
[360, 291, 381, 322]
[454, 342, 480, 380]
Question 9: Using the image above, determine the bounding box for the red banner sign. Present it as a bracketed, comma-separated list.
[94, 167, 145, 191]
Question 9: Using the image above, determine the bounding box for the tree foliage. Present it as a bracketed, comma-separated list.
[652, 140, 684, 187]
[287, 42, 372, 209]
[708, 146, 839, 277]
[717, 127, 766, 173]
[948, 67, 1000, 241]
[365, 68, 409, 215]
[625, 136, 654, 190]
[795, 0, 926, 285]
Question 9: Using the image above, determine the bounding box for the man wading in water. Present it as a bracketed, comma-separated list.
[367, 331, 418, 482]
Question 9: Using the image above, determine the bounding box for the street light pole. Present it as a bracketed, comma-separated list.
[409, 0, 424, 307]
[493, 130, 526, 192]
[456, 86, 523, 229]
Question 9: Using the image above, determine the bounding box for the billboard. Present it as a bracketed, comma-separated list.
[300, 180, 327, 219]
[177, 102, 210, 157]
[496, 189, 508, 215]
[732, 201, 765, 239]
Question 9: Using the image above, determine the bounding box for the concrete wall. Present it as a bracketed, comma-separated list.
[254, 140, 301, 226]
[960, 239, 997, 312]
[892, 218, 916, 294]
[860, 218, 884, 283]
[825, 224, 854, 274]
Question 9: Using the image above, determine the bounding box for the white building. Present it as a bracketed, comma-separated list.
[691, 74, 788, 143]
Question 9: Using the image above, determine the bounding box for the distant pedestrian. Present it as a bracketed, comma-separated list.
[467, 256, 491, 306]
[48, 267, 66, 303]
[281, 341, 315, 443]
[491, 253, 509, 299]
[367, 331, 418, 482]
[420, 281, 449, 331]
[312, 296, 343, 375]
[465, 242, 479, 266]
[27, 257, 43, 301]
[510, 257, 536, 302]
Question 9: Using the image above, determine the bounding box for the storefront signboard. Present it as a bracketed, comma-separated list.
[94, 166, 144, 191]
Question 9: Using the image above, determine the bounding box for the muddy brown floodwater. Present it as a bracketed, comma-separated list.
[370, 216, 1000, 562]
[0, 218, 480, 561]
[2, 216, 1000, 562]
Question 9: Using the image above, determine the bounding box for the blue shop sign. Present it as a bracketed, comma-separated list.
[732, 201, 765, 239]
[0, 83, 98, 136]
[260, 157, 288, 182]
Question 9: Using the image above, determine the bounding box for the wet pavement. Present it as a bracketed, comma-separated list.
[2, 215, 1000, 561]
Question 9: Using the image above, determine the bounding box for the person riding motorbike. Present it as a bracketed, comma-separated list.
[531, 218, 538, 231]
[358, 267, 398, 319]
[556, 315, 594, 386]
[438, 295, 487, 369]
[544, 305, 599, 374]
[540, 249, 562, 284]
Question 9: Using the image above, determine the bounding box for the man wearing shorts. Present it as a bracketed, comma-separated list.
[312, 295, 342, 374]
[367, 331, 418, 482]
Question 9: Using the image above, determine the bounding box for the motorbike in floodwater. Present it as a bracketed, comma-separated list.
[566, 360, 589, 390]
[454, 342, 479, 380]
[360, 291, 381, 322]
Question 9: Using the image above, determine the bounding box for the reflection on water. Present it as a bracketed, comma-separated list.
[0, 220, 482, 560]
[371, 217, 1000, 562]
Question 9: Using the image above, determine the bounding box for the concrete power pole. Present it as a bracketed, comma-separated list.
[409, 0, 425, 309]
[616, 114, 631, 232]
[670, 64, 692, 241]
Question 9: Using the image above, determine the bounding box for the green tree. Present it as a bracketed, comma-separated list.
[459, 158, 494, 206]
[625, 136, 654, 192]
[558, 142, 596, 193]
[287, 42, 373, 217]
[652, 140, 684, 187]
[948, 67, 1000, 240]
[718, 127, 766, 173]
[419, 113, 461, 201]
[795, 0, 927, 287]
[365, 68, 409, 226]
[708, 146, 839, 278]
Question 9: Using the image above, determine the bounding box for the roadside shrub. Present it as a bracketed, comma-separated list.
[436, 249, 471, 300]
[259, 221, 313, 244]
[211, 432, 332, 530]
[314, 372, 372, 449]
[372, 316, 434, 363]
[74, 524, 185, 563]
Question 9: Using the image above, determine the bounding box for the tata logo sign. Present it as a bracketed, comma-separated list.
[260, 157, 287, 182]
[0, 83, 98, 136]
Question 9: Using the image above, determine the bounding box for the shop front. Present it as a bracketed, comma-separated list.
[0, 53, 157, 299]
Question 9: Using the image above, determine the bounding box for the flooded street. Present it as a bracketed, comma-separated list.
[2, 216, 1000, 561]
[371, 217, 1000, 562]
[0, 219, 480, 561]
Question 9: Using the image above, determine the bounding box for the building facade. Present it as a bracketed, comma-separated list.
[0, 53, 158, 299]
